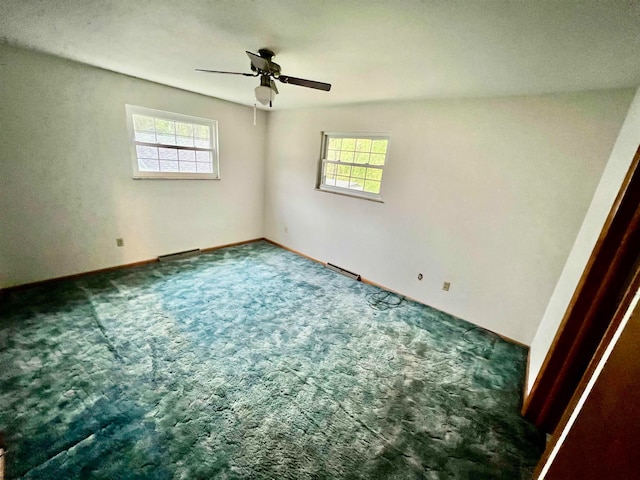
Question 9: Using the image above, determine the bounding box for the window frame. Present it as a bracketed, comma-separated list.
[125, 104, 220, 180]
[317, 132, 390, 202]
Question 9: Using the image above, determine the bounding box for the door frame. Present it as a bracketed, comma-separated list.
[522, 145, 640, 433]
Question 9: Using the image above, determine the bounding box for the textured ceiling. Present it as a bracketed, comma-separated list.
[1, 0, 639, 110]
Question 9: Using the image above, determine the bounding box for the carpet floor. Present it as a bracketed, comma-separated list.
[0, 241, 544, 479]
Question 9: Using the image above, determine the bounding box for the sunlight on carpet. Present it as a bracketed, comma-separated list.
[0, 241, 544, 479]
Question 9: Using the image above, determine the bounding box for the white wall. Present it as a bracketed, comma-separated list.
[527, 87, 640, 393]
[0, 43, 267, 288]
[1, 41, 636, 350]
[264, 91, 634, 345]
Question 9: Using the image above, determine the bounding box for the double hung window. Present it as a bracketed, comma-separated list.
[126, 105, 219, 179]
[318, 133, 390, 200]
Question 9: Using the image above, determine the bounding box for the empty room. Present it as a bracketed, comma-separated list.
[1, 1, 639, 479]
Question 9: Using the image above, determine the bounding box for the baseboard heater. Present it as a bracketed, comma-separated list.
[158, 248, 201, 262]
[326, 262, 361, 281]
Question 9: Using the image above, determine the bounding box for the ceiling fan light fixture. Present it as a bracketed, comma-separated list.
[197, 49, 331, 106]
[254, 85, 273, 106]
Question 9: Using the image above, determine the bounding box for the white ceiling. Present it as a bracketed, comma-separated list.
[1, 0, 639, 110]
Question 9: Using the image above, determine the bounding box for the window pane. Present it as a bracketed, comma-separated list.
[138, 158, 159, 172]
[176, 122, 193, 136]
[177, 136, 194, 147]
[324, 175, 336, 186]
[135, 131, 156, 143]
[178, 150, 196, 162]
[154, 118, 175, 134]
[337, 165, 351, 176]
[179, 162, 197, 172]
[136, 145, 158, 159]
[194, 138, 210, 148]
[194, 124, 210, 139]
[156, 133, 176, 146]
[319, 134, 388, 197]
[324, 163, 337, 176]
[327, 149, 340, 161]
[339, 151, 354, 163]
[196, 162, 213, 173]
[133, 115, 155, 132]
[336, 175, 350, 187]
[366, 168, 383, 181]
[328, 137, 342, 149]
[356, 139, 372, 152]
[371, 139, 388, 154]
[352, 166, 366, 179]
[369, 153, 386, 166]
[349, 179, 364, 190]
[128, 106, 218, 179]
[341, 138, 356, 151]
[159, 148, 178, 160]
[196, 151, 210, 162]
[354, 152, 369, 164]
[364, 180, 381, 194]
[160, 160, 179, 172]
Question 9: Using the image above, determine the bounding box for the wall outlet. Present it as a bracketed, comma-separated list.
[116, 238, 124, 247]
[442, 281, 451, 291]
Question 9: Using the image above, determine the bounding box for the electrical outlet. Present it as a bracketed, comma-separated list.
[417, 273, 423, 281]
[116, 238, 124, 247]
[442, 281, 451, 291]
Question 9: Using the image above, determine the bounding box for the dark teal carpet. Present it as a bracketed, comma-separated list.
[0, 241, 543, 479]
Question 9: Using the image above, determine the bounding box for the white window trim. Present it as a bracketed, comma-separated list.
[316, 132, 390, 202]
[125, 104, 220, 180]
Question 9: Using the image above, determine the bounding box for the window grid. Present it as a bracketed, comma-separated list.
[132, 114, 214, 175]
[322, 161, 384, 193]
[126, 105, 219, 179]
[319, 134, 389, 198]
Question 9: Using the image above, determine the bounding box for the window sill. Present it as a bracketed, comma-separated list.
[132, 175, 220, 180]
[316, 186, 384, 203]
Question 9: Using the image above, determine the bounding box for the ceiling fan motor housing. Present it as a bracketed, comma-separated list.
[250, 49, 281, 76]
[258, 49, 275, 59]
[197, 48, 331, 107]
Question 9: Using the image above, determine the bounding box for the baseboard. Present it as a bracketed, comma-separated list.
[523, 349, 532, 409]
[0, 238, 264, 294]
[362, 276, 527, 349]
[0, 258, 158, 295]
[200, 237, 264, 253]
[262, 238, 324, 265]
[1, 235, 528, 351]
[263, 238, 528, 349]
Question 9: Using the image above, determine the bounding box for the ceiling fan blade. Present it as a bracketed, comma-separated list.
[278, 75, 331, 91]
[195, 69, 256, 76]
[246, 51, 272, 73]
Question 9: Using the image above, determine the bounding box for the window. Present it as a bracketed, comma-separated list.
[318, 132, 390, 201]
[125, 105, 219, 179]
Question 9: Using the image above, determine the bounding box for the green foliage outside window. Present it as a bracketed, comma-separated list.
[322, 135, 389, 197]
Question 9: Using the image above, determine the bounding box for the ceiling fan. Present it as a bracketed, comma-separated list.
[197, 49, 331, 108]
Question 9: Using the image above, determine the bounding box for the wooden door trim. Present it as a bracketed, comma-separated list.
[533, 265, 640, 478]
[523, 145, 640, 432]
